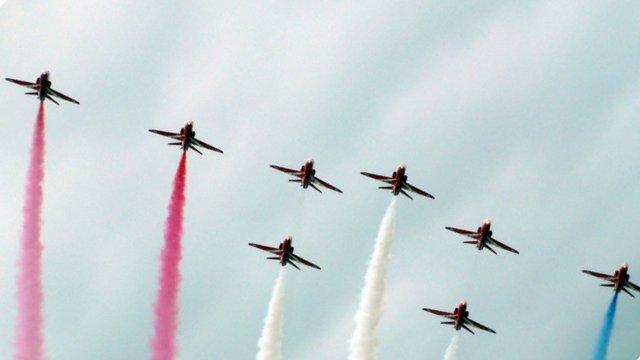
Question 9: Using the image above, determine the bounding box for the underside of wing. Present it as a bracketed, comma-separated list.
[48, 88, 80, 104]
[149, 129, 183, 139]
[5, 78, 37, 88]
[445, 227, 477, 236]
[422, 308, 454, 318]
[248, 243, 280, 254]
[582, 270, 613, 279]
[194, 138, 223, 153]
[314, 177, 343, 193]
[465, 318, 496, 334]
[489, 237, 519, 254]
[360, 172, 392, 181]
[405, 183, 435, 199]
[626, 281, 640, 292]
[290, 253, 321, 270]
[270, 165, 302, 175]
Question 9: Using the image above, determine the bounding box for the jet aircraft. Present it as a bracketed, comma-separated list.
[445, 219, 519, 255]
[6, 71, 79, 105]
[423, 301, 496, 335]
[583, 263, 640, 297]
[360, 164, 434, 200]
[149, 121, 223, 154]
[249, 236, 321, 270]
[270, 159, 342, 193]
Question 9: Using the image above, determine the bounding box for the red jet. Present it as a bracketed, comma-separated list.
[583, 263, 640, 298]
[270, 159, 342, 193]
[6, 71, 79, 105]
[423, 301, 496, 335]
[149, 122, 223, 154]
[445, 219, 519, 255]
[360, 164, 434, 200]
[249, 236, 321, 270]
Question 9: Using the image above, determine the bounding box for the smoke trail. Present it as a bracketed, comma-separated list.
[150, 153, 187, 360]
[256, 270, 286, 360]
[348, 199, 397, 360]
[15, 103, 46, 360]
[443, 334, 459, 360]
[592, 293, 619, 360]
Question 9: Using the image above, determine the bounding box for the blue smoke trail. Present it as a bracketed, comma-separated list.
[592, 293, 619, 360]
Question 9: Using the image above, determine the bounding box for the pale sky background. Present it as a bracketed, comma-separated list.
[1, 1, 639, 359]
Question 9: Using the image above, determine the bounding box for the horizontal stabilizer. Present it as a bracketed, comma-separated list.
[440, 321, 455, 325]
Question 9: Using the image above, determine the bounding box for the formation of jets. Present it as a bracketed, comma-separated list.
[5, 71, 637, 339]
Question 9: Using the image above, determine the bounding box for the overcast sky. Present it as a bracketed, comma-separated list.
[1, 1, 639, 359]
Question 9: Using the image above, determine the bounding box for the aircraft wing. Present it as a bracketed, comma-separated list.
[290, 253, 321, 270]
[149, 129, 183, 139]
[193, 138, 223, 153]
[314, 177, 343, 193]
[445, 227, 477, 236]
[5, 78, 37, 89]
[270, 165, 302, 175]
[465, 318, 496, 334]
[422, 308, 454, 318]
[582, 270, 613, 279]
[360, 172, 393, 182]
[405, 183, 435, 199]
[489, 238, 519, 254]
[248, 243, 280, 254]
[627, 281, 640, 292]
[49, 88, 80, 104]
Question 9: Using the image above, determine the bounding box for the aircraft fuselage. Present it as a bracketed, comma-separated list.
[278, 237, 293, 266]
[179, 122, 195, 152]
[453, 301, 469, 331]
[300, 159, 315, 189]
[391, 165, 407, 196]
[477, 220, 492, 251]
[614, 264, 630, 293]
[35, 71, 51, 103]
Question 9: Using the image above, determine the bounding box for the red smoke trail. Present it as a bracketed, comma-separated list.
[150, 153, 187, 360]
[15, 103, 46, 360]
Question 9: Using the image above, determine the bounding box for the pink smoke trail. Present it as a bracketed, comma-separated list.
[150, 153, 187, 360]
[15, 103, 46, 360]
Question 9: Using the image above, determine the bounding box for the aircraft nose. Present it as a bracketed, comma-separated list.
[399, 163, 406, 170]
[484, 219, 491, 225]
[622, 263, 629, 269]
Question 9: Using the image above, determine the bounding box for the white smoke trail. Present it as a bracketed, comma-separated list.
[348, 199, 397, 360]
[257, 270, 286, 360]
[443, 334, 459, 360]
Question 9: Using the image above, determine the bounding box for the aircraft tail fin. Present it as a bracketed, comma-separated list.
[399, 188, 413, 200]
[461, 324, 475, 334]
[45, 94, 60, 105]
